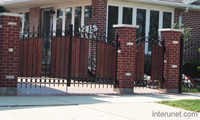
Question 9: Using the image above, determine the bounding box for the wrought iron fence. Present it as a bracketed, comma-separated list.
[18, 25, 119, 90]
[182, 38, 200, 92]
[134, 36, 165, 89]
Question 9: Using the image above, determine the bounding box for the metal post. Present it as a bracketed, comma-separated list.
[161, 38, 166, 89]
[179, 34, 184, 93]
[115, 34, 119, 88]
[67, 25, 73, 86]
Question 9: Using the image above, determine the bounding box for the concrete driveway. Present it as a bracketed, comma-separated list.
[0, 93, 200, 120]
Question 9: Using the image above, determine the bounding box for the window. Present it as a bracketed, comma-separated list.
[74, 6, 82, 34]
[108, 6, 118, 40]
[65, 8, 72, 30]
[56, 9, 63, 32]
[84, 6, 92, 26]
[123, 7, 132, 25]
[163, 12, 172, 28]
[149, 10, 159, 39]
[24, 12, 29, 32]
[136, 9, 146, 38]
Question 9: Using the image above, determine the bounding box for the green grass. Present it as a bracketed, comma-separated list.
[158, 99, 200, 112]
[182, 87, 199, 92]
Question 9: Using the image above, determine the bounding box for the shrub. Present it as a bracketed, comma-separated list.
[0, 5, 8, 12]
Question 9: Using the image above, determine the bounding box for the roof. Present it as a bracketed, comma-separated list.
[159, 0, 184, 3]
[1, 0, 200, 11]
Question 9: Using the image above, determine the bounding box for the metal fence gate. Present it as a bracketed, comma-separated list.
[134, 37, 165, 89]
[180, 37, 200, 92]
[18, 25, 119, 90]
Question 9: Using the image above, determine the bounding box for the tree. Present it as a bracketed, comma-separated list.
[172, 23, 191, 42]
[0, 5, 8, 12]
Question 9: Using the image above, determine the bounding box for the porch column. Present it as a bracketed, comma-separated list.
[113, 24, 139, 93]
[159, 28, 183, 93]
[0, 13, 22, 95]
[91, 0, 107, 35]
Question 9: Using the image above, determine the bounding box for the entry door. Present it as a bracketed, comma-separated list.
[42, 8, 53, 65]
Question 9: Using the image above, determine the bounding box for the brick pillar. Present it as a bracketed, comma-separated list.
[159, 29, 183, 93]
[29, 7, 41, 31]
[91, 0, 107, 34]
[113, 24, 139, 93]
[0, 13, 22, 95]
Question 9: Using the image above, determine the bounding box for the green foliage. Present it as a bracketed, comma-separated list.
[197, 66, 200, 70]
[158, 99, 200, 112]
[0, 5, 8, 12]
[172, 23, 191, 42]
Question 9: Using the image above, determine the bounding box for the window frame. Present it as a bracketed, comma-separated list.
[107, 2, 174, 38]
[54, 4, 92, 32]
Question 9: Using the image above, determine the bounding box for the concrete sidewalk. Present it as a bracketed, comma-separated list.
[0, 93, 200, 120]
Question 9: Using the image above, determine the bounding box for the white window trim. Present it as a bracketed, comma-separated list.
[54, 4, 91, 32]
[121, 6, 134, 25]
[106, 4, 120, 37]
[107, 2, 174, 38]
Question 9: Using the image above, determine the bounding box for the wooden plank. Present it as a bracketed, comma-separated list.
[135, 46, 139, 80]
[112, 46, 117, 79]
[55, 37, 61, 77]
[140, 44, 145, 80]
[100, 42, 105, 78]
[96, 41, 101, 78]
[107, 45, 112, 79]
[151, 44, 155, 80]
[79, 38, 84, 78]
[75, 37, 80, 78]
[135, 44, 145, 81]
[37, 38, 43, 77]
[64, 37, 69, 78]
[83, 39, 89, 78]
[104, 44, 109, 78]
[18, 40, 23, 76]
[23, 40, 28, 77]
[71, 37, 76, 78]
[136, 45, 140, 80]
[158, 47, 162, 80]
[27, 39, 33, 76]
[151, 44, 162, 80]
[59, 37, 65, 77]
[32, 38, 37, 77]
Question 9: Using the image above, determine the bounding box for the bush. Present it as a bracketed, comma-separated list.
[0, 5, 8, 12]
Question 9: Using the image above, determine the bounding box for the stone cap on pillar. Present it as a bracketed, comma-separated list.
[113, 24, 139, 28]
[0, 12, 23, 18]
[158, 28, 183, 32]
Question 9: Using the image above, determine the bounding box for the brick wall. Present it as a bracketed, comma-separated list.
[174, 8, 200, 39]
[174, 8, 200, 65]
[114, 26, 137, 93]
[160, 30, 182, 93]
[0, 14, 21, 95]
[91, 0, 107, 35]
[29, 7, 41, 31]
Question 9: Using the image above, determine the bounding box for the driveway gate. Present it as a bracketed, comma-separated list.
[18, 25, 119, 90]
[134, 37, 165, 89]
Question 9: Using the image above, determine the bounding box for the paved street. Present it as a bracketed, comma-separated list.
[0, 91, 200, 120]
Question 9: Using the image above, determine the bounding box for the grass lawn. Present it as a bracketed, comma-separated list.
[158, 99, 200, 112]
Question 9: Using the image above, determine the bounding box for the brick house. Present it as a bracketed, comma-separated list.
[1, 0, 200, 39]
